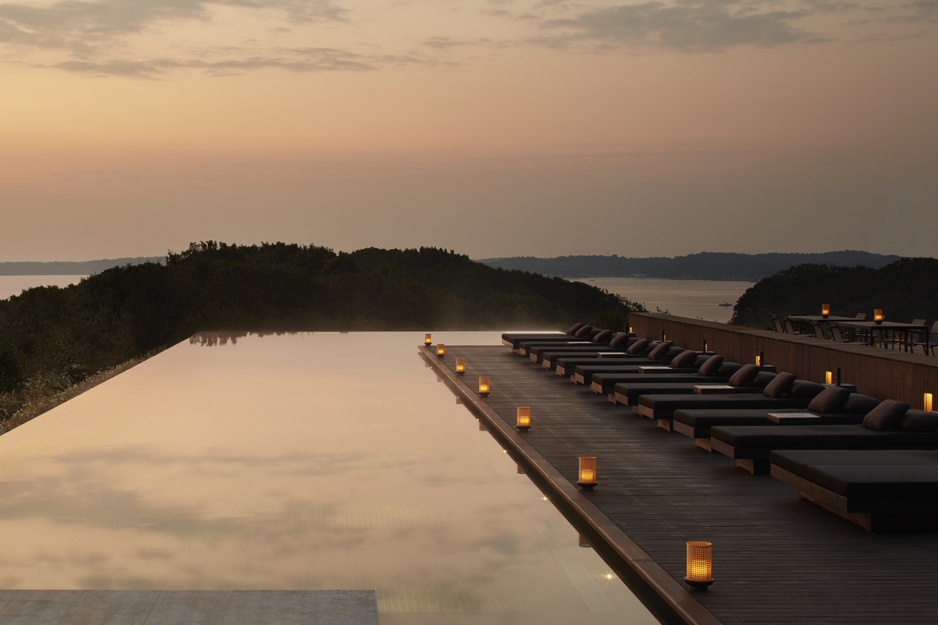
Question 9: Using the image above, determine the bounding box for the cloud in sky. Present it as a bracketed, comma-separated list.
[534, 1, 821, 51]
[1, 0, 936, 77]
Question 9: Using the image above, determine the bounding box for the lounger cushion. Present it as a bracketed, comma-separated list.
[627, 339, 650, 354]
[648, 341, 672, 360]
[807, 386, 851, 414]
[861, 399, 910, 431]
[609, 333, 631, 348]
[728, 363, 759, 387]
[842, 393, 880, 415]
[698, 355, 724, 376]
[901, 409, 938, 432]
[717, 362, 742, 377]
[791, 380, 826, 399]
[753, 371, 777, 388]
[592, 329, 613, 343]
[566, 322, 585, 335]
[574, 325, 593, 338]
[670, 349, 697, 368]
[762, 372, 796, 398]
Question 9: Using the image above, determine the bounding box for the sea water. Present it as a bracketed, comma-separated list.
[576, 277, 754, 323]
[0, 275, 85, 300]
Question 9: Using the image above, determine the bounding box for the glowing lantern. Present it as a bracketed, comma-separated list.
[874, 309, 884, 324]
[516, 406, 531, 431]
[424, 333, 432, 346]
[478, 377, 490, 397]
[684, 541, 714, 589]
[926, 392, 934, 413]
[577, 456, 597, 490]
[825, 371, 833, 385]
[455, 358, 466, 375]
[436, 343, 445, 358]
[821, 304, 831, 318]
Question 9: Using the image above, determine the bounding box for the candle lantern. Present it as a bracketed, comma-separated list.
[684, 541, 714, 589]
[516, 406, 531, 431]
[424, 333, 432, 346]
[436, 343, 445, 358]
[577, 456, 597, 490]
[478, 377, 491, 397]
[825, 370, 832, 385]
[455, 358, 466, 375]
[821, 304, 831, 318]
[874, 309, 884, 324]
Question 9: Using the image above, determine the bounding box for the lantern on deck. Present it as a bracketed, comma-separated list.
[821, 304, 831, 318]
[874, 309, 884, 324]
[684, 541, 714, 589]
[455, 358, 466, 375]
[478, 377, 490, 397]
[516, 406, 531, 432]
[577, 456, 597, 490]
[424, 333, 432, 346]
[436, 344, 445, 358]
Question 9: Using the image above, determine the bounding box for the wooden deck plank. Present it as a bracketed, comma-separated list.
[423, 344, 938, 625]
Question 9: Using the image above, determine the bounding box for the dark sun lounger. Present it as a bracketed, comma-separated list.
[672, 385, 877, 450]
[770, 448, 938, 532]
[710, 401, 938, 475]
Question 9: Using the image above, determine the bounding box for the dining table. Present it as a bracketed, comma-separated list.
[833, 320, 928, 351]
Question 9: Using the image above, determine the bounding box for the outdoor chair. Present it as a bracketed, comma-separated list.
[911, 321, 938, 356]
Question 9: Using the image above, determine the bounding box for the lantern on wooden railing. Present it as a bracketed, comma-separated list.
[424, 333, 432, 346]
[821, 304, 831, 318]
[436, 343, 445, 358]
[874, 309, 884, 324]
[455, 358, 466, 375]
[478, 377, 490, 397]
[577, 456, 597, 490]
[684, 541, 714, 590]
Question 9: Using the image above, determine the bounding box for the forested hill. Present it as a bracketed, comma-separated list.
[732, 258, 938, 329]
[480, 251, 900, 281]
[0, 242, 639, 404]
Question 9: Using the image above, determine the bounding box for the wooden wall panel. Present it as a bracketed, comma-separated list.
[630, 312, 938, 407]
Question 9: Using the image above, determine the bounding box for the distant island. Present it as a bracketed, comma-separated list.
[479, 251, 901, 282]
[0, 257, 162, 275]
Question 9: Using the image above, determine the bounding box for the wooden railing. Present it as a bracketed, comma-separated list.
[629, 312, 938, 408]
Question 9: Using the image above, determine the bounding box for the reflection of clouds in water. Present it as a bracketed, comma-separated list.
[0, 333, 654, 622]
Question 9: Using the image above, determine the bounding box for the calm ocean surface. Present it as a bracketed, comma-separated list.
[0, 275, 85, 300]
[576, 277, 754, 323]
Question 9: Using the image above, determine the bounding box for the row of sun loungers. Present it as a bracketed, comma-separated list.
[499, 324, 938, 532]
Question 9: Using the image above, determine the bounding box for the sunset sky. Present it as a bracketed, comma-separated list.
[2, 0, 936, 261]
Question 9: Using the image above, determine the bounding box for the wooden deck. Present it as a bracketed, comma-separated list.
[421, 344, 938, 625]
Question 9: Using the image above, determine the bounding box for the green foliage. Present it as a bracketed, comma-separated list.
[0, 242, 639, 403]
[732, 258, 938, 328]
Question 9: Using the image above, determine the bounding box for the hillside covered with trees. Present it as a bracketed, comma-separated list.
[731, 258, 938, 328]
[0, 242, 639, 426]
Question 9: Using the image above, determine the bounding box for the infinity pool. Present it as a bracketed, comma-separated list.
[0, 331, 657, 624]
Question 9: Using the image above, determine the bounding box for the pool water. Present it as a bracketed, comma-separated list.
[0, 331, 658, 625]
